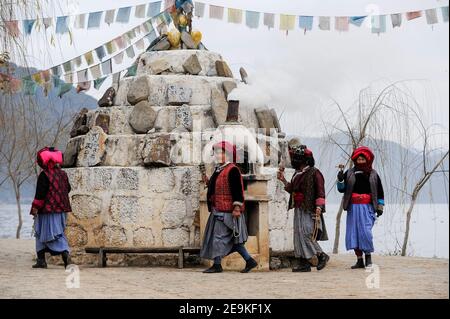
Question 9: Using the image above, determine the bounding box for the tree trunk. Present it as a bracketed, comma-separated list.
[401, 194, 417, 256]
[14, 184, 22, 239]
[333, 198, 345, 254]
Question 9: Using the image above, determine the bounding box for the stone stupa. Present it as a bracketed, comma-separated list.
[62, 13, 297, 267]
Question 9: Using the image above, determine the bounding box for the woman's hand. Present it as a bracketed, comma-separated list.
[30, 208, 38, 217]
[232, 206, 241, 218]
[315, 207, 322, 218]
[277, 170, 287, 184]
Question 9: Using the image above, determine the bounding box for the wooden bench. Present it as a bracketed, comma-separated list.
[85, 247, 201, 269]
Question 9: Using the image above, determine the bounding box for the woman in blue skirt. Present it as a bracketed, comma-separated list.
[30, 147, 72, 269]
[337, 146, 384, 268]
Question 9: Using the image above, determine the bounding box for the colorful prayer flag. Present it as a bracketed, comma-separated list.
[194, 2, 205, 18]
[298, 16, 313, 32]
[406, 11, 422, 21]
[425, 9, 438, 25]
[349, 16, 366, 27]
[105, 10, 115, 25]
[335, 17, 349, 32]
[228, 8, 243, 24]
[280, 15, 296, 31]
[84, 51, 95, 66]
[116, 7, 132, 23]
[23, 19, 35, 35]
[88, 11, 102, 29]
[148, 1, 162, 17]
[95, 46, 106, 61]
[135, 4, 147, 18]
[210, 5, 224, 20]
[94, 77, 107, 90]
[391, 13, 402, 28]
[245, 11, 260, 29]
[74, 14, 86, 29]
[56, 16, 70, 34]
[318, 16, 330, 30]
[263, 13, 275, 29]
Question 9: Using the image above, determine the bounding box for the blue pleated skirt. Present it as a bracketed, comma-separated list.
[345, 204, 376, 254]
[34, 212, 70, 254]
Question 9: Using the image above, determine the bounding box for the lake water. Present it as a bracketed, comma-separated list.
[0, 203, 448, 258]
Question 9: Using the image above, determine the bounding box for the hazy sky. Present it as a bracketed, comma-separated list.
[16, 0, 450, 148]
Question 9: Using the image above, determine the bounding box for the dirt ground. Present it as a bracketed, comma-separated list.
[0, 239, 448, 299]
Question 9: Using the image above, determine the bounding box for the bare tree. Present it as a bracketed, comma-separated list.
[323, 81, 448, 255]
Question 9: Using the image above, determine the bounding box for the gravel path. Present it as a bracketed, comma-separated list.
[0, 239, 447, 299]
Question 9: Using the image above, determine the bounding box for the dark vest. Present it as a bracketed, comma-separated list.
[342, 168, 379, 211]
[42, 168, 72, 214]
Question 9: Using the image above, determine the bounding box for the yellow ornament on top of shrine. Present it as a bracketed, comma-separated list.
[191, 30, 202, 46]
[167, 29, 181, 48]
[178, 14, 188, 27]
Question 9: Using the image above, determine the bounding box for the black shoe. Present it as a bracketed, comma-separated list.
[62, 251, 71, 269]
[292, 259, 311, 272]
[32, 250, 47, 269]
[316, 253, 330, 271]
[365, 254, 373, 267]
[351, 258, 365, 269]
[203, 264, 223, 273]
[241, 258, 258, 273]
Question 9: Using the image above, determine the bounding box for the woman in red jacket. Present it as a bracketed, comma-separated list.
[200, 141, 257, 273]
[30, 147, 72, 269]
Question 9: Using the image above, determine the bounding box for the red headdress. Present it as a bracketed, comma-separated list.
[351, 146, 374, 173]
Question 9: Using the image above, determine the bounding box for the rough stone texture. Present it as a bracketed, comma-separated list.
[181, 31, 197, 49]
[70, 108, 89, 138]
[151, 38, 171, 51]
[95, 113, 110, 134]
[270, 108, 282, 133]
[174, 104, 193, 132]
[147, 58, 170, 75]
[66, 225, 88, 247]
[215, 60, 234, 78]
[141, 134, 172, 167]
[138, 50, 221, 76]
[211, 86, 228, 126]
[71, 195, 102, 220]
[103, 135, 143, 167]
[128, 101, 157, 133]
[63, 137, 83, 168]
[77, 126, 107, 167]
[116, 168, 139, 190]
[162, 228, 190, 246]
[110, 196, 139, 226]
[133, 228, 155, 246]
[222, 81, 237, 99]
[127, 77, 150, 105]
[182, 54, 202, 75]
[167, 84, 192, 106]
[255, 107, 277, 136]
[161, 200, 187, 228]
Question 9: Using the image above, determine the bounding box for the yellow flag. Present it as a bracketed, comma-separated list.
[280, 14, 296, 31]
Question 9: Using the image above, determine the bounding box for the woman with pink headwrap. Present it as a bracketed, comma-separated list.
[30, 147, 72, 269]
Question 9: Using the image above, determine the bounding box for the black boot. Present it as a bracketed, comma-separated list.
[351, 257, 365, 269]
[241, 258, 258, 273]
[32, 250, 47, 269]
[316, 253, 330, 271]
[62, 251, 71, 269]
[203, 264, 223, 273]
[292, 258, 311, 272]
[365, 254, 373, 267]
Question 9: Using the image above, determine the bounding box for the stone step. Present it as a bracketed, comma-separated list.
[115, 74, 239, 107]
[137, 50, 223, 77]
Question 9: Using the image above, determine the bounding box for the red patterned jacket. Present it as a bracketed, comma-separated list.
[31, 168, 72, 214]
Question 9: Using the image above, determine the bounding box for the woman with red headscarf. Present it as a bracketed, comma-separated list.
[30, 147, 72, 269]
[199, 141, 258, 273]
[337, 146, 385, 269]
